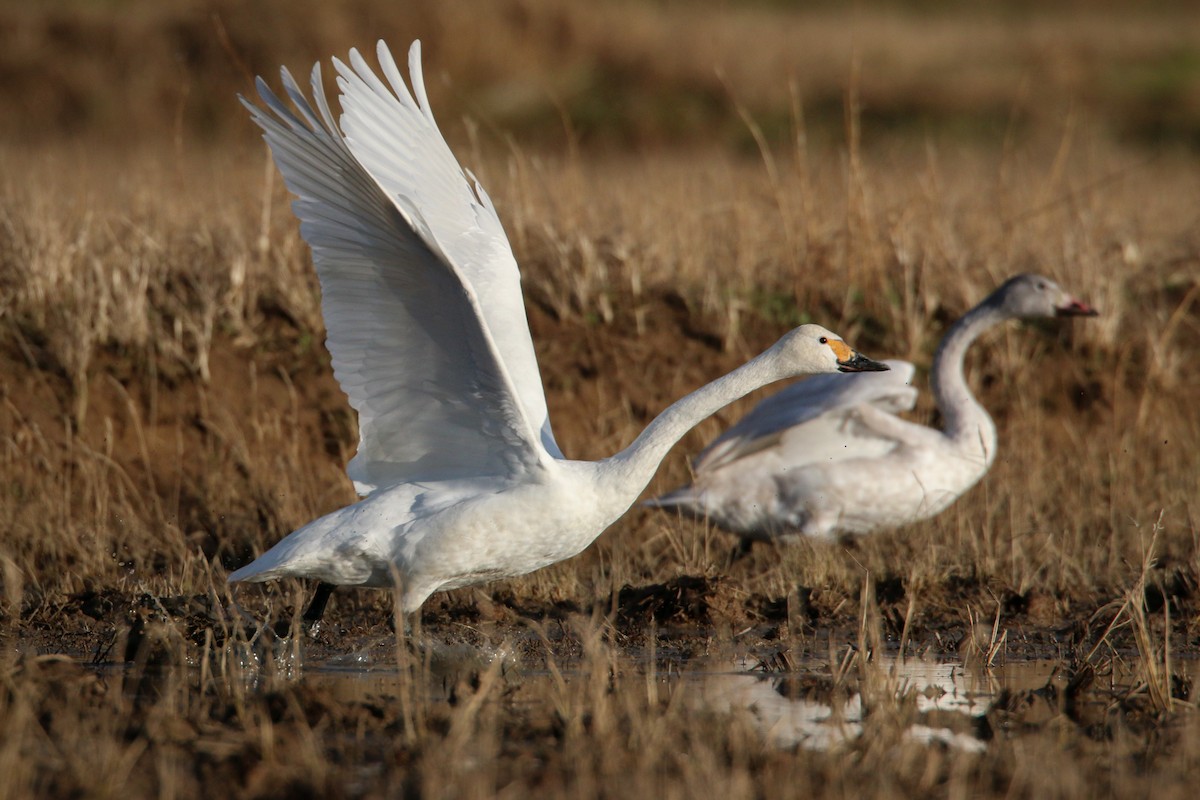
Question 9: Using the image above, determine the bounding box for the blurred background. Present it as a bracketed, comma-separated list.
[3, 0, 1199, 153]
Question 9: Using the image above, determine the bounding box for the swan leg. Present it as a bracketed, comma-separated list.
[727, 536, 756, 566]
[302, 581, 337, 634]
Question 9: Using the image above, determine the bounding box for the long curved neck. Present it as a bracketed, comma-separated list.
[600, 351, 786, 498]
[931, 301, 1004, 455]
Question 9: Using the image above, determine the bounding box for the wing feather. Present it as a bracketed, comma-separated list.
[695, 360, 918, 472]
[334, 42, 561, 460]
[246, 47, 552, 492]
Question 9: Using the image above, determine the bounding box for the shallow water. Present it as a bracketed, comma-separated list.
[80, 615, 1191, 762]
[284, 650, 1189, 754]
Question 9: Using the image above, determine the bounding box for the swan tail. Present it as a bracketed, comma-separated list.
[227, 558, 282, 583]
[227, 535, 311, 583]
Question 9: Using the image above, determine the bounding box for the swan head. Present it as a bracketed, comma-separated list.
[774, 324, 890, 375]
[995, 274, 1099, 319]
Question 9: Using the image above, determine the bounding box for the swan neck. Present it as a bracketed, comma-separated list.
[603, 352, 784, 496]
[931, 302, 1005, 445]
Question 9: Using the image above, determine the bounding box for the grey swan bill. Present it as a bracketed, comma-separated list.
[647, 274, 1097, 542]
[225, 40, 889, 620]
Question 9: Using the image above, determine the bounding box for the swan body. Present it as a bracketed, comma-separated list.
[648, 274, 1096, 541]
[226, 40, 888, 613]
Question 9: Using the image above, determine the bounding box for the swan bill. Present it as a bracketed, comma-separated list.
[837, 353, 890, 373]
[1055, 298, 1099, 317]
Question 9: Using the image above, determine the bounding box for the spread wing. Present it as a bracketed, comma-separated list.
[246, 41, 559, 493]
[694, 359, 918, 472]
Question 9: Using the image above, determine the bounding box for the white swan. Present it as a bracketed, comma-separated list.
[226, 41, 888, 618]
[647, 274, 1096, 542]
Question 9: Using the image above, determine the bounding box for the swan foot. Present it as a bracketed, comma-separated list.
[301, 581, 337, 638]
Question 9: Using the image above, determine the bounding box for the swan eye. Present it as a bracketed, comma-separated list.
[819, 337, 828, 344]
[1037, 281, 1048, 290]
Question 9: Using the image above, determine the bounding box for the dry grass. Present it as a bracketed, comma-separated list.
[1, 0, 1200, 797]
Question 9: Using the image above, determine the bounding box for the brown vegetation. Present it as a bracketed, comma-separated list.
[1, 0, 1199, 797]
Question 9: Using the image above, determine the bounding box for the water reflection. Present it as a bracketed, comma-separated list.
[293, 652, 1057, 754]
[692, 654, 1194, 753]
[695, 655, 1010, 753]
[886, 655, 998, 717]
[697, 669, 866, 751]
[174, 640, 1193, 757]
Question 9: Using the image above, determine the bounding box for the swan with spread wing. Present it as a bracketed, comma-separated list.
[648, 274, 1096, 542]
[226, 41, 888, 620]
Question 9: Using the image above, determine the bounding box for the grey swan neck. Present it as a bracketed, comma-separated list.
[930, 300, 1007, 455]
[600, 352, 786, 497]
